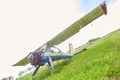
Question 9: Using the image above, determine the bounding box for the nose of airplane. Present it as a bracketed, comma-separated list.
[28, 52, 41, 66]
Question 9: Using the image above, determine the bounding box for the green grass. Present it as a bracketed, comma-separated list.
[20, 28, 120, 80]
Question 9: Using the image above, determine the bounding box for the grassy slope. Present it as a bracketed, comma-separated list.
[20, 28, 120, 80]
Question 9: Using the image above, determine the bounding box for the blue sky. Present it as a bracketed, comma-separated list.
[78, 0, 117, 12]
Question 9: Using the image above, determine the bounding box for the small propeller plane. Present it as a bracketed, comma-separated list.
[13, 2, 107, 76]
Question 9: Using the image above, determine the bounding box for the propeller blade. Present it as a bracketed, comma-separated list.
[48, 56, 54, 70]
[32, 65, 40, 76]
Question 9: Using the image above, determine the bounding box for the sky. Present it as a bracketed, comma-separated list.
[0, 0, 120, 79]
[78, 0, 117, 12]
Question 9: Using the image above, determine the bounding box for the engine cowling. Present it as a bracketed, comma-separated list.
[28, 52, 41, 66]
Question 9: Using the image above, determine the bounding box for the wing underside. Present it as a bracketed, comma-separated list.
[48, 2, 107, 47]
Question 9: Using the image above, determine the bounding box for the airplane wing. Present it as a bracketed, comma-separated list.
[13, 2, 107, 66]
[48, 2, 107, 47]
[13, 57, 29, 66]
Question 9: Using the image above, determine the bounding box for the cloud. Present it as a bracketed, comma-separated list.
[93, 0, 120, 28]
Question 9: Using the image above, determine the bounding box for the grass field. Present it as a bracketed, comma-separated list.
[20, 28, 120, 80]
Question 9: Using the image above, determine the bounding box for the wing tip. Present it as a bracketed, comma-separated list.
[101, 1, 107, 15]
[12, 57, 29, 66]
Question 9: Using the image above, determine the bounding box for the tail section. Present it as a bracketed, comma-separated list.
[68, 43, 74, 55]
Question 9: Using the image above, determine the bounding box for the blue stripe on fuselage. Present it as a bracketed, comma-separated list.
[43, 55, 73, 61]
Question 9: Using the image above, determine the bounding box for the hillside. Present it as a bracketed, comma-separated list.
[20, 28, 120, 80]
